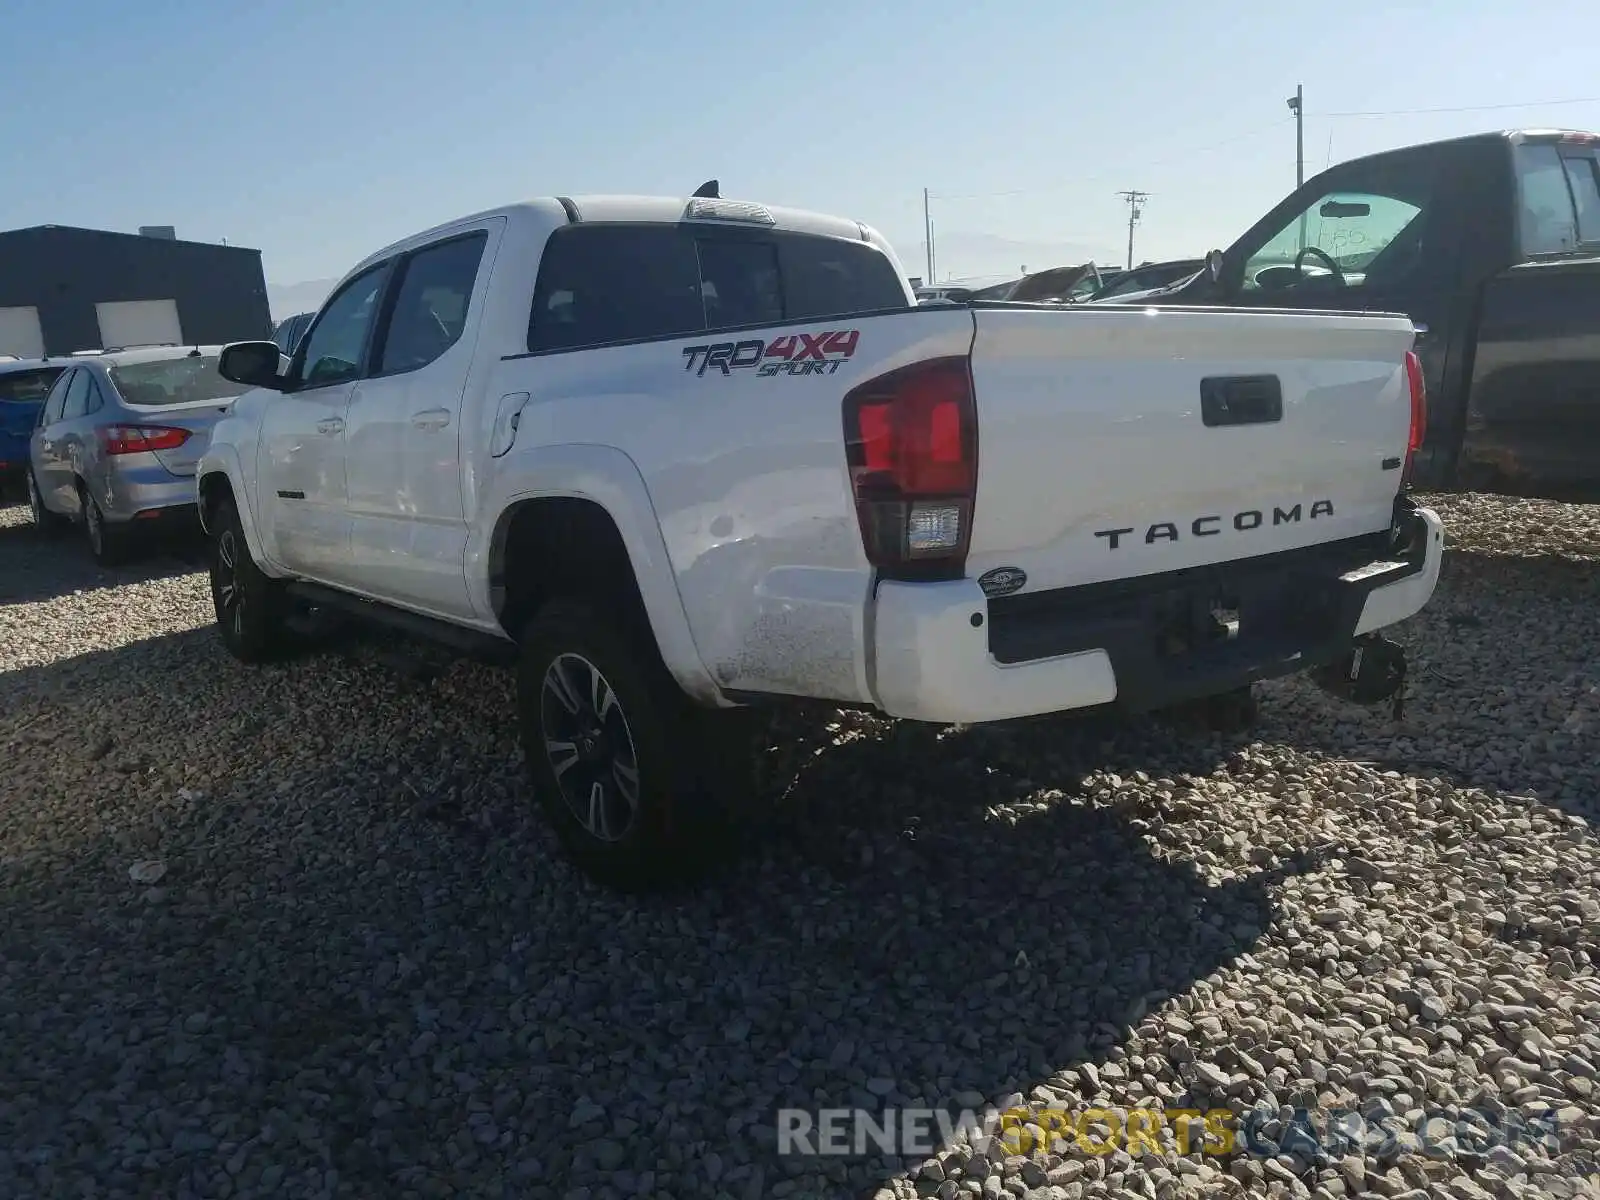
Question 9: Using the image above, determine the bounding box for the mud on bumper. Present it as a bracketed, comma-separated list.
[870, 497, 1444, 724]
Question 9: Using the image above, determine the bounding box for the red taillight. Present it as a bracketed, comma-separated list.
[842, 356, 977, 571]
[1403, 349, 1426, 484]
[99, 424, 191, 455]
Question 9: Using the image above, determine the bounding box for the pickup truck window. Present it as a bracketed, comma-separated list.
[297, 264, 390, 388]
[1563, 154, 1600, 244]
[527, 224, 908, 354]
[697, 239, 784, 328]
[1517, 144, 1583, 255]
[1238, 156, 1435, 297]
[376, 232, 487, 375]
[529, 225, 704, 354]
[778, 234, 908, 319]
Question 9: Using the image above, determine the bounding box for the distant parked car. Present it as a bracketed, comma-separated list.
[0, 358, 68, 503]
[27, 345, 253, 564]
[1089, 258, 1205, 301]
[270, 311, 316, 354]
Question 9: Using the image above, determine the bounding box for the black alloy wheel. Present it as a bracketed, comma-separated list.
[539, 651, 643, 843]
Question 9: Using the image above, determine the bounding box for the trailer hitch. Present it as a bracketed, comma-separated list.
[1311, 633, 1409, 720]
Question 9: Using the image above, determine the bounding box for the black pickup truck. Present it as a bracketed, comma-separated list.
[1113, 129, 1600, 496]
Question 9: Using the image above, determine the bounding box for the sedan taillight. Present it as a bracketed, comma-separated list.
[99, 425, 191, 455]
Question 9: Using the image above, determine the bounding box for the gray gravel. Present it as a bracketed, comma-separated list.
[3, 494, 1600, 1200]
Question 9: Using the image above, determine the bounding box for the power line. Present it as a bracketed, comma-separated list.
[925, 94, 1600, 204]
[927, 118, 1292, 202]
[1314, 95, 1600, 118]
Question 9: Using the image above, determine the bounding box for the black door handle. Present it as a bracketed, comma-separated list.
[1200, 375, 1283, 427]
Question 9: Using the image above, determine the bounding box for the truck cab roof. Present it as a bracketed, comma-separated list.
[1327, 127, 1599, 174]
[346, 194, 883, 281]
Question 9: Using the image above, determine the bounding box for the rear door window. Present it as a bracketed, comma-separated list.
[60, 370, 91, 420]
[528, 225, 703, 353]
[1517, 143, 1584, 255]
[1561, 152, 1600, 245]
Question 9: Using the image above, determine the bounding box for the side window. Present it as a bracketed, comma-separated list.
[270, 318, 293, 351]
[295, 265, 390, 388]
[695, 237, 784, 330]
[38, 371, 72, 426]
[1239, 157, 1435, 296]
[85, 375, 106, 414]
[0, 368, 62, 404]
[60, 369, 92, 420]
[778, 234, 909, 319]
[528, 225, 703, 353]
[375, 232, 488, 375]
[1561, 154, 1600, 245]
[1517, 144, 1580, 255]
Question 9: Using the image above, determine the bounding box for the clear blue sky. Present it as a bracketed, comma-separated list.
[5, 0, 1600, 291]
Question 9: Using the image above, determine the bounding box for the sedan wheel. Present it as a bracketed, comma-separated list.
[81, 490, 125, 566]
[26, 471, 63, 534]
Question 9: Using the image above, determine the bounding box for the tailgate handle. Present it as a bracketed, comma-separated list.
[1200, 375, 1283, 427]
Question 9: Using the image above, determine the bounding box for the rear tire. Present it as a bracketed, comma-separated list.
[208, 497, 290, 663]
[27, 470, 69, 536]
[80, 484, 128, 567]
[516, 598, 752, 891]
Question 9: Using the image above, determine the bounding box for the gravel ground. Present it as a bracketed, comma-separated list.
[2, 494, 1599, 1200]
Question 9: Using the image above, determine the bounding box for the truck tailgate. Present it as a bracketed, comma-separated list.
[965, 305, 1418, 593]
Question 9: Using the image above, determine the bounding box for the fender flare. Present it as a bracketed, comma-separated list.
[469, 443, 729, 707]
[195, 447, 276, 576]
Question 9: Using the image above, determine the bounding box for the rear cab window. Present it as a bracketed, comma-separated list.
[527, 222, 908, 353]
[1515, 138, 1600, 257]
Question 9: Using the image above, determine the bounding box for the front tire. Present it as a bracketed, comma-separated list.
[516, 599, 750, 891]
[208, 497, 290, 663]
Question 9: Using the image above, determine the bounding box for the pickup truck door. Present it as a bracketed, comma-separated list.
[258, 261, 392, 581]
[1461, 138, 1600, 491]
[1207, 144, 1471, 483]
[342, 223, 498, 619]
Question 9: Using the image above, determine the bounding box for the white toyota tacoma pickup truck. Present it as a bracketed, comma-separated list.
[199, 187, 1444, 889]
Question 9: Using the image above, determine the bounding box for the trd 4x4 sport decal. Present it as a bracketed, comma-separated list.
[682, 330, 860, 378]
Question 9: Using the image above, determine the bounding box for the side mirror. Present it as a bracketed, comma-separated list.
[218, 340, 289, 391]
[1206, 249, 1225, 283]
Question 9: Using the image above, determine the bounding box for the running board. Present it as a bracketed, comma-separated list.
[283, 581, 518, 666]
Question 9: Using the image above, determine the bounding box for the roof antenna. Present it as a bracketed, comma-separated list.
[692, 179, 719, 199]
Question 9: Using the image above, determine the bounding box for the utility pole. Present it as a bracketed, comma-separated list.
[1117, 190, 1148, 270]
[923, 188, 934, 283]
[1287, 84, 1305, 249]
